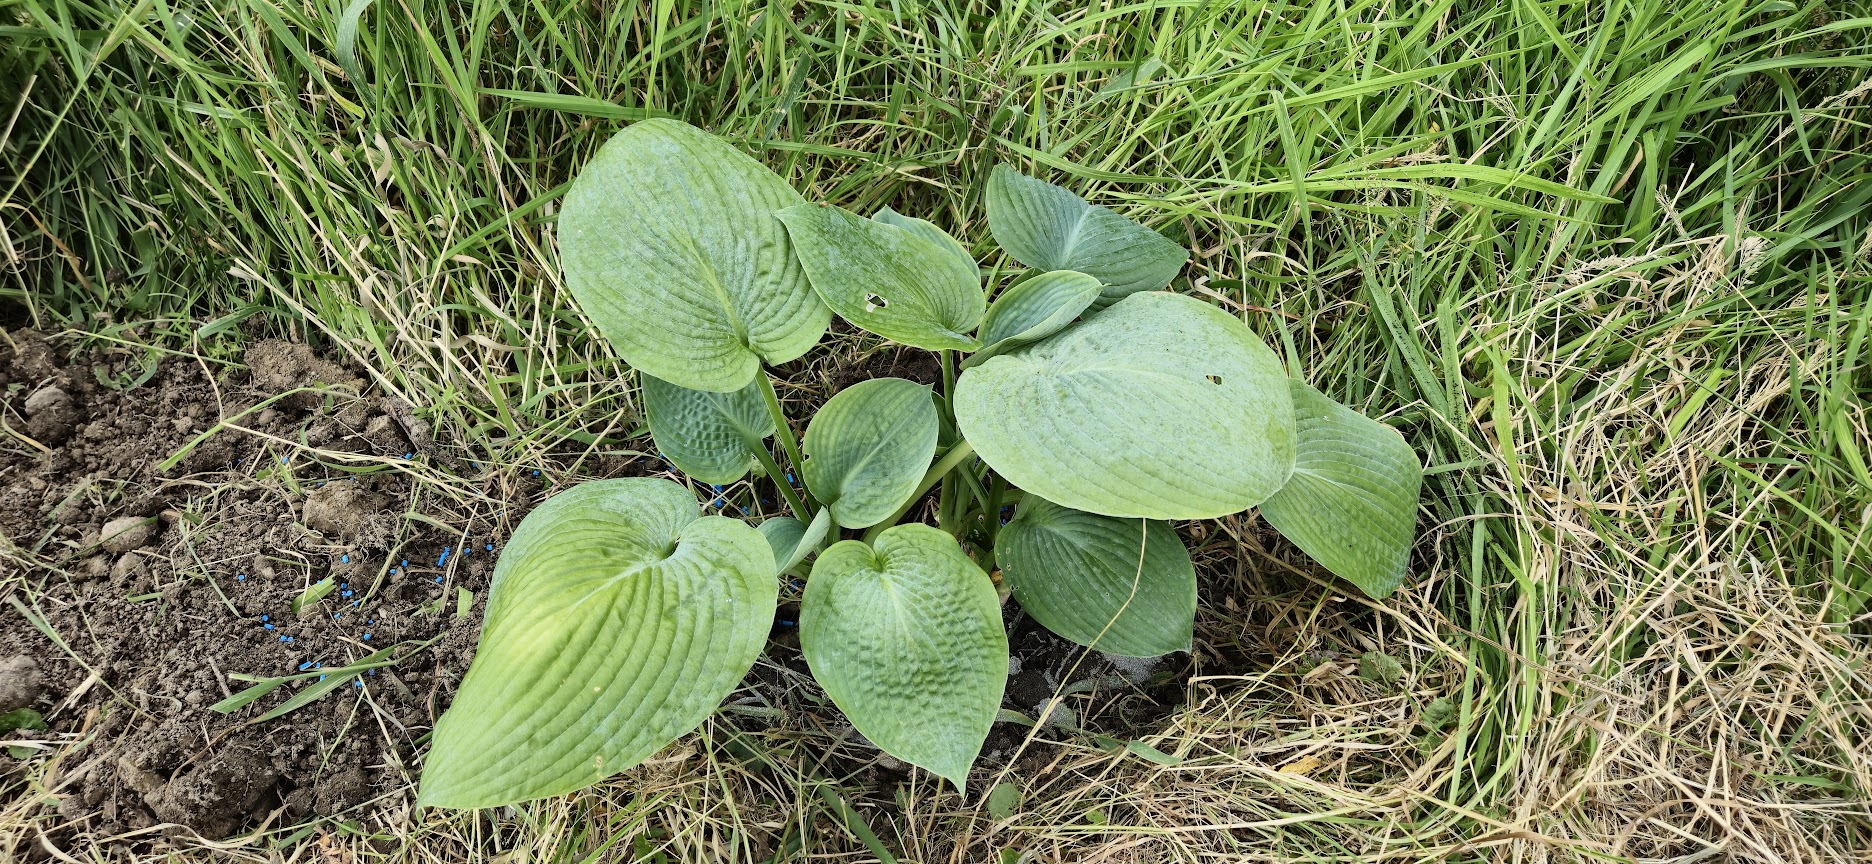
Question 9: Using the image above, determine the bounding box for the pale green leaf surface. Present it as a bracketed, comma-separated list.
[419, 478, 776, 809]
[1259, 380, 1422, 599]
[558, 119, 829, 392]
[872, 206, 974, 272]
[642, 373, 773, 484]
[801, 378, 940, 529]
[955, 291, 1296, 519]
[776, 204, 984, 351]
[972, 270, 1101, 362]
[800, 525, 1007, 790]
[985, 165, 1188, 306]
[757, 507, 831, 573]
[998, 498, 1194, 657]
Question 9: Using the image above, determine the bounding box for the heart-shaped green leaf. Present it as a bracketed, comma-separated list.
[955, 291, 1295, 519]
[757, 507, 832, 573]
[985, 165, 1188, 307]
[1259, 380, 1422, 599]
[872, 207, 974, 272]
[969, 270, 1101, 364]
[419, 478, 777, 809]
[776, 203, 984, 351]
[801, 378, 940, 529]
[800, 524, 1007, 791]
[642, 373, 774, 485]
[997, 498, 1194, 657]
[558, 119, 830, 392]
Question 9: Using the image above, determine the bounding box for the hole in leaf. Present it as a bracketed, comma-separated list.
[864, 293, 890, 311]
[1205, 374, 1223, 385]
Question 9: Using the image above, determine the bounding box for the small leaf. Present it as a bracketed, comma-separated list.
[757, 507, 831, 573]
[970, 270, 1101, 364]
[1357, 651, 1404, 688]
[996, 498, 1194, 657]
[801, 378, 940, 529]
[558, 119, 829, 393]
[985, 165, 1188, 306]
[1278, 754, 1323, 776]
[642, 373, 775, 485]
[800, 525, 1007, 791]
[1257, 380, 1422, 599]
[420, 478, 777, 809]
[986, 782, 1021, 819]
[956, 291, 1295, 519]
[777, 203, 985, 351]
[0, 708, 47, 734]
[1420, 696, 1456, 731]
[872, 207, 974, 273]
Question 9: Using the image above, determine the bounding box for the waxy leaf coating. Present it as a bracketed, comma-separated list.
[801, 378, 940, 529]
[419, 479, 776, 809]
[800, 525, 1007, 790]
[757, 507, 832, 573]
[1259, 380, 1422, 599]
[642, 373, 774, 485]
[998, 499, 1195, 657]
[985, 165, 1189, 306]
[558, 119, 829, 392]
[971, 269, 1102, 363]
[777, 203, 985, 351]
[873, 207, 975, 273]
[956, 291, 1296, 519]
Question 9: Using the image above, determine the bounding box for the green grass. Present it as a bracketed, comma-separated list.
[4, 0, 1871, 860]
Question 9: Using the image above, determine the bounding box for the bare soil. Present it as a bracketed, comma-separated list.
[0, 330, 570, 845]
[0, 327, 1196, 851]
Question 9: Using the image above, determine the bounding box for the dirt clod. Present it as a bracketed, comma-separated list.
[301, 483, 394, 547]
[244, 339, 364, 410]
[0, 654, 43, 711]
[313, 766, 370, 816]
[23, 384, 80, 444]
[98, 515, 160, 553]
[149, 746, 279, 840]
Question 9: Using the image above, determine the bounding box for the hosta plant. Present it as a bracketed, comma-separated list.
[419, 119, 1423, 808]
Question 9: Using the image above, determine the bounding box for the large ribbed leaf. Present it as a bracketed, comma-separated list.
[800, 525, 1006, 790]
[955, 291, 1295, 519]
[968, 269, 1101, 365]
[997, 499, 1194, 657]
[558, 119, 829, 392]
[757, 507, 831, 573]
[801, 378, 940, 529]
[984, 165, 1188, 306]
[642, 373, 773, 485]
[1259, 380, 1422, 599]
[419, 479, 776, 809]
[776, 204, 985, 351]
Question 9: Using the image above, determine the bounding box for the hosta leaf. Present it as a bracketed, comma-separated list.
[801, 378, 940, 529]
[776, 204, 985, 351]
[800, 525, 1007, 790]
[997, 499, 1194, 657]
[558, 119, 829, 392]
[1259, 380, 1422, 599]
[757, 507, 832, 573]
[642, 373, 773, 485]
[419, 478, 776, 809]
[971, 270, 1101, 363]
[956, 291, 1296, 519]
[872, 207, 974, 272]
[985, 165, 1189, 306]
